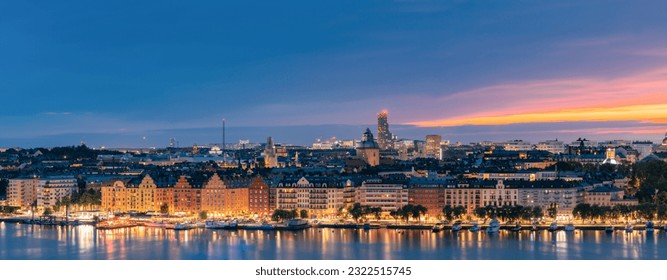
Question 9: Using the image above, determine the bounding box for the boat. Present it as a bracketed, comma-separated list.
[605, 225, 614, 233]
[531, 222, 538, 231]
[625, 223, 633, 233]
[241, 223, 276, 230]
[174, 222, 196, 230]
[486, 219, 500, 234]
[469, 221, 480, 232]
[96, 220, 137, 230]
[144, 221, 169, 228]
[510, 222, 521, 232]
[646, 221, 655, 233]
[432, 223, 445, 233]
[565, 223, 575, 232]
[205, 220, 238, 229]
[284, 219, 311, 230]
[451, 221, 462, 231]
[548, 222, 558, 232]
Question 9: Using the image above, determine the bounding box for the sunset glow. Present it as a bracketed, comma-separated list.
[413, 104, 667, 127]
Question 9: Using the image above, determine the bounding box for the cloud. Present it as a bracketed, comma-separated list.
[409, 67, 667, 127]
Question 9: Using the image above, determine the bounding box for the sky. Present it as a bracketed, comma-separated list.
[1, 1, 667, 148]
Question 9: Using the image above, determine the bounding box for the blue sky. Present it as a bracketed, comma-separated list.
[1, 1, 667, 147]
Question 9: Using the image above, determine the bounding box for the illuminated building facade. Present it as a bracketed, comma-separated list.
[377, 111, 394, 150]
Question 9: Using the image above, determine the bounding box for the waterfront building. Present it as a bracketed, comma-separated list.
[248, 176, 270, 216]
[101, 180, 130, 213]
[172, 175, 202, 215]
[506, 180, 582, 218]
[201, 174, 225, 214]
[424, 135, 442, 159]
[127, 175, 159, 213]
[444, 180, 519, 216]
[584, 186, 638, 207]
[8, 176, 77, 210]
[356, 128, 380, 167]
[275, 176, 348, 218]
[377, 111, 394, 150]
[408, 177, 446, 216]
[221, 177, 250, 216]
[356, 178, 408, 214]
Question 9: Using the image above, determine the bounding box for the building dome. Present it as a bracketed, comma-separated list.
[358, 128, 379, 149]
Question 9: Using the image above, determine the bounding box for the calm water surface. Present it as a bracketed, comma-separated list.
[1, 222, 665, 260]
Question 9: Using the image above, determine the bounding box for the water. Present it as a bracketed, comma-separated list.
[1, 222, 665, 260]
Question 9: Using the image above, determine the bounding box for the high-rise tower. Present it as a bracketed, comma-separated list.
[377, 111, 393, 150]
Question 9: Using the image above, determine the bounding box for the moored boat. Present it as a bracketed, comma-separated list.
[469, 221, 480, 232]
[605, 225, 614, 233]
[486, 219, 500, 234]
[565, 223, 575, 232]
[548, 222, 558, 232]
[451, 221, 462, 231]
[510, 222, 521, 232]
[432, 223, 445, 233]
[625, 223, 633, 233]
[285, 219, 310, 230]
[174, 222, 196, 230]
[96, 220, 137, 230]
[144, 221, 169, 228]
[646, 221, 655, 233]
[205, 220, 239, 229]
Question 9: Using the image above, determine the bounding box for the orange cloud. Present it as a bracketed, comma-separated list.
[409, 67, 667, 127]
[414, 104, 667, 126]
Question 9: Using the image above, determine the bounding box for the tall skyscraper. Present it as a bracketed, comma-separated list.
[425, 134, 442, 159]
[377, 111, 393, 150]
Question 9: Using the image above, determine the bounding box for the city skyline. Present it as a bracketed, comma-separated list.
[2, 1, 667, 148]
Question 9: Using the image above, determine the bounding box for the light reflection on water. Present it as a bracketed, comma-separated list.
[1, 223, 667, 260]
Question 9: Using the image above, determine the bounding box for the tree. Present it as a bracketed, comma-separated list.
[160, 203, 169, 215]
[389, 210, 400, 223]
[474, 207, 488, 221]
[399, 205, 415, 222]
[300, 209, 308, 219]
[547, 206, 558, 220]
[530, 207, 543, 221]
[637, 203, 657, 221]
[42, 207, 53, 216]
[198, 211, 208, 220]
[452, 206, 466, 221]
[411, 205, 427, 222]
[368, 207, 380, 221]
[442, 206, 455, 221]
[348, 203, 364, 222]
